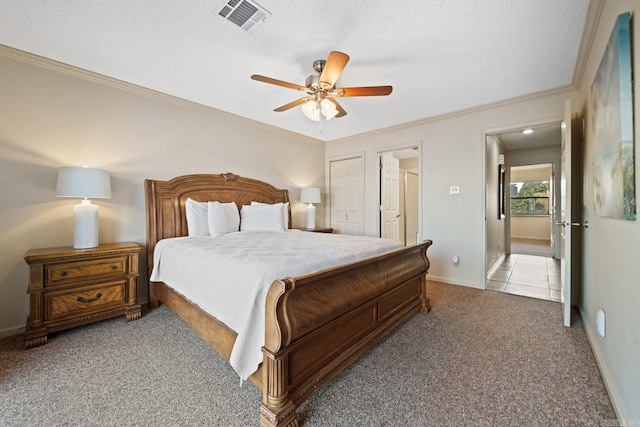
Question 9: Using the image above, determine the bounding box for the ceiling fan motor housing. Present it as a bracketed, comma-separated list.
[312, 59, 326, 73]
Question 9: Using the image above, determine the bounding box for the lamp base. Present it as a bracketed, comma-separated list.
[305, 203, 316, 229]
[73, 200, 99, 249]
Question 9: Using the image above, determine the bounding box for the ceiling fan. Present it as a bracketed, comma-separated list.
[250, 51, 393, 121]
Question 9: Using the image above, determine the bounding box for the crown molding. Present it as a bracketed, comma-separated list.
[572, 0, 605, 88]
[0, 44, 214, 112]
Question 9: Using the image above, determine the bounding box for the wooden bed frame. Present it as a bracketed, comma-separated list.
[145, 173, 432, 427]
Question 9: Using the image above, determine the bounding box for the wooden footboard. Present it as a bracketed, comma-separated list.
[260, 240, 432, 427]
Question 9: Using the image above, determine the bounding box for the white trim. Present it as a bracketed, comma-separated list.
[427, 276, 484, 289]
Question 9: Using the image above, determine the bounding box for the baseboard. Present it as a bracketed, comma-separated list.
[427, 275, 483, 289]
[487, 253, 506, 278]
[511, 237, 551, 242]
[580, 308, 629, 425]
[0, 324, 25, 340]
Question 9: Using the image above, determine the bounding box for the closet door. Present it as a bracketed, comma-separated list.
[380, 152, 400, 242]
[330, 156, 364, 235]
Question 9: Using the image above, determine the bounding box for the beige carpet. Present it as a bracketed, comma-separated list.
[0, 281, 617, 426]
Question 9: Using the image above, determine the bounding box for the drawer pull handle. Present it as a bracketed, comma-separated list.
[77, 293, 102, 303]
[60, 271, 68, 277]
[110, 265, 117, 270]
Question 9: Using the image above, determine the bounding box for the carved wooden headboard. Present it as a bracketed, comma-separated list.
[144, 172, 290, 275]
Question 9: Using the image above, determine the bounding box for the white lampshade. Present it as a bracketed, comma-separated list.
[56, 167, 111, 249]
[301, 100, 320, 121]
[320, 99, 338, 120]
[300, 187, 321, 204]
[56, 167, 111, 198]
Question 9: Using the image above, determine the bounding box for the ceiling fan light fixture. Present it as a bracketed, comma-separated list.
[320, 99, 338, 120]
[301, 99, 339, 121]
[302, 100, 320, 121]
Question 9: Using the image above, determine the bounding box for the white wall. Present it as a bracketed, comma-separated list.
[326, 88, 578, 288]
[0, 47, 325, 337]
[576, 1, 640, 421]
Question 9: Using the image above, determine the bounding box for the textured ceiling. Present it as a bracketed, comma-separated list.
[0, 0, 590, 142]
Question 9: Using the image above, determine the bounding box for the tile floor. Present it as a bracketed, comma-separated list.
[487, 254, 562, 302]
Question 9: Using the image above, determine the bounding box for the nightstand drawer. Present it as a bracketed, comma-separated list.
[46, 281, 126, 320]
[46, 257, 127, 285]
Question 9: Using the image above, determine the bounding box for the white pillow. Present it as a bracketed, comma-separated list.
[207, 201, 240, 236]
[185, 198, 209, 236]
[240, 203, 285, 232]
[251, 201, 289, 230]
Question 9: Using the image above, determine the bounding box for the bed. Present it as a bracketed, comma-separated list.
[145, 173, 432, 427]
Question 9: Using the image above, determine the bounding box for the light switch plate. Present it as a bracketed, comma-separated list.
[449, 185, 460, 195]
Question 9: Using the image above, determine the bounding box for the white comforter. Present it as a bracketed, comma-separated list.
[150, 230, 402, 381]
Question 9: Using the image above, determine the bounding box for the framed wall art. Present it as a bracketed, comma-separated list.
[590, 11, 636, 220]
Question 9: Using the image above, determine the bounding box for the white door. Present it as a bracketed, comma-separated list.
[559, 99, 574, 327]
[330, 157, 365, 235]
[380, 152, 401, 242]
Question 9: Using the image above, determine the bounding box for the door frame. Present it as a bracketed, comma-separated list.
[376, 142, 423, 245]
[482, 117, 564, 289]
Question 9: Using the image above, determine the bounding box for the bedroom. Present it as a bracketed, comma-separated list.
[0, 0, 639, 424]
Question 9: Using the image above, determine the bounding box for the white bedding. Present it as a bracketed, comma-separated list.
[150, 230, 402, 381]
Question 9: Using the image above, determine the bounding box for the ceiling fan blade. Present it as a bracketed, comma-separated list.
[340, 86, 393, 97]
[318, 51, 350, 88]
[327, 98, 347, 118]
[251, 74, 305, 91]
[274, 97, 311, 112]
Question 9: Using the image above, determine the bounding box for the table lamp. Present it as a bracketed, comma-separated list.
[300, 187, 321, 229]
[56, 166, 111, 249]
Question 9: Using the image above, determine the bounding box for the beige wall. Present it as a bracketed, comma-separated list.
[0, 47, 325, 336]
[510, 216, 551, 240]
[576, 1, 640, 422]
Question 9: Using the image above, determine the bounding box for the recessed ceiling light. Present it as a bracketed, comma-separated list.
[522, 129, 534, 134]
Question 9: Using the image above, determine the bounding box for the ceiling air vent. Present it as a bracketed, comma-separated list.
[217, 0, 271, 33]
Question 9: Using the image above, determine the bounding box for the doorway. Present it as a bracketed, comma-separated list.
[510, 163, 554, 257]
[485, 123, 563, 301]
[378, 146, 420, 246]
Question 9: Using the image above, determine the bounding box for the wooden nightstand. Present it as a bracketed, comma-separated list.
[296, 227, 334, 233]
[24, 242, 141, 349]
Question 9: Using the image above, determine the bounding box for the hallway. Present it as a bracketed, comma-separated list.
[487, 254, 561, 301]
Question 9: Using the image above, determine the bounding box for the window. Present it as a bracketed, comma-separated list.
[510, 180, 550, 215]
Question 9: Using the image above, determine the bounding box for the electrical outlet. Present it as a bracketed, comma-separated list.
[449, 185, 460, 195]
